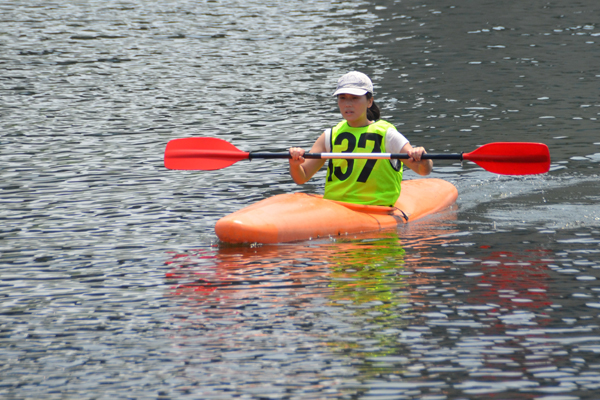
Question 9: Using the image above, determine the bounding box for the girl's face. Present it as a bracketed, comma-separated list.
[337, 93, 373, 127]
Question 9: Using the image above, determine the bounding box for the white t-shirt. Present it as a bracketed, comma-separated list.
[324, 126, 409, 168]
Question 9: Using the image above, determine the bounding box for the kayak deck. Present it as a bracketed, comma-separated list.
[215, 178, 458, 244]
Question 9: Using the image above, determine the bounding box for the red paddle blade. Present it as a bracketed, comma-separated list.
[164, 137, 249, 170]
[463, 142, 550, 175]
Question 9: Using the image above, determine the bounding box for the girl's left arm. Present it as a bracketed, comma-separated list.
[400, 143, 433, 176]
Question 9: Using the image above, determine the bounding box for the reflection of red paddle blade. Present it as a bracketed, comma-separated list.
[463, 142, 550, 175]
[164, 137, 249, 170]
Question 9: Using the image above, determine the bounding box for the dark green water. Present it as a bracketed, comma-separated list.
[1, 0, 599, 398]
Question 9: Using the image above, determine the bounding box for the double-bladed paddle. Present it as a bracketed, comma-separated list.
[164, 137, 550, 175]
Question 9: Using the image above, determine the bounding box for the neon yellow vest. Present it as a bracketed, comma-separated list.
[324, 120, 403, 206]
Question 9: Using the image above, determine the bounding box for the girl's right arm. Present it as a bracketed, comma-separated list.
[289, 132, 327, 184]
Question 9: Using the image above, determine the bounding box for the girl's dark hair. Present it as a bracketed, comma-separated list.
[366, 92, 380, 121]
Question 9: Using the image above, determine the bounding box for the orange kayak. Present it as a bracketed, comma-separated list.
[215, 178, 458, 244]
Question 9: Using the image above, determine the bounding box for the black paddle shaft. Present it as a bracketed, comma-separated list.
[248, 152, 464, 161]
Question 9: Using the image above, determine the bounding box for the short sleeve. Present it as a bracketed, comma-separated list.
[385, 127, 409, 153]
[324, 128, 332, 152]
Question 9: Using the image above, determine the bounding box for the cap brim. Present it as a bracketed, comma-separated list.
[332, 88, 369, 96]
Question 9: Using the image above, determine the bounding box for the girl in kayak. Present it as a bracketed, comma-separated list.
[289, 71, 433, 206]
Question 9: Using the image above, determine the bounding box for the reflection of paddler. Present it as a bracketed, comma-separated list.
[164, 230, 460, 365]
[328, 235, 408, 306]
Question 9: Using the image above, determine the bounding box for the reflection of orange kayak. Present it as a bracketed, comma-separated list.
[215, 178, 458, 244]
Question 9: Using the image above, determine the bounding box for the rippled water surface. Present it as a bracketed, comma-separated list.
[1, 0, 599, 399]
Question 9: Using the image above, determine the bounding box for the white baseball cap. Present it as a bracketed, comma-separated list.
[332, 71, 374, 96]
